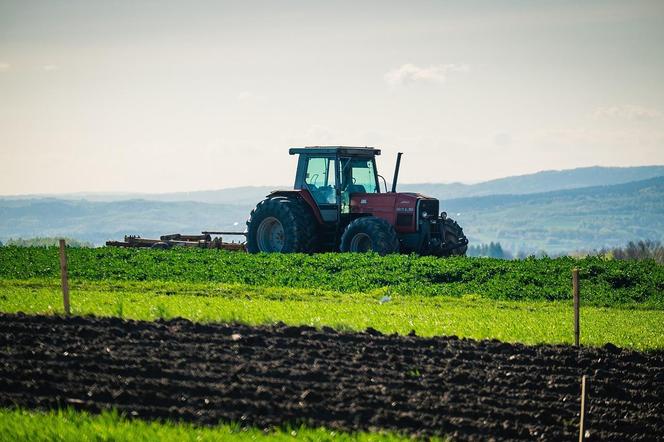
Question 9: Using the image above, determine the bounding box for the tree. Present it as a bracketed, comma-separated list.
[611, 240, 663, 264]
[467, 242, 513, 259]
[5, 237, 93, 248]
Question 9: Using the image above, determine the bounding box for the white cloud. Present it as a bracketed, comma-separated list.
[493, 133, 512, 147]
[593, 105, 662, 121]
[0, 62, 10, 72]
[384, 63, 469, 87]
[42, 64, 59, 72]
[236, 91, 265, 104]
[303, 125, 336, 144]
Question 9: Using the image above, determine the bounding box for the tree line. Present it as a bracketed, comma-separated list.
[0, 237, 93, 248]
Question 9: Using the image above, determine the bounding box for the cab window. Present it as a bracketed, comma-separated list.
[304, 157, 337, 204]
[341, 158, 378, 194]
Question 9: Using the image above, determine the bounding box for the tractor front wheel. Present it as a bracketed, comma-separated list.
[340, 217, 399, 256]
[440, 218, 468, 256]
[246, 197, 317, 253]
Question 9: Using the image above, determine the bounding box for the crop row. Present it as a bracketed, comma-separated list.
[0, 247, 662, 306]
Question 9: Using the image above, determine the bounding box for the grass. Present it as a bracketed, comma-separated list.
[0, 408, 431, 442]
[2, 278, 663, 350]
[1, 247, 662, 307]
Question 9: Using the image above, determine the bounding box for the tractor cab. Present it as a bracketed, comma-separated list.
[289, 146, 382, 223]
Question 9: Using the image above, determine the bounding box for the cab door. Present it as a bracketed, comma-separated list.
[302, 156, 339, 223]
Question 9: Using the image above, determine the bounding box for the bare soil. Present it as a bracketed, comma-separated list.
[0, 313, 662, 441]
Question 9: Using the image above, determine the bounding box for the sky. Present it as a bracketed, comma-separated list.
[1, 0, 663, 195]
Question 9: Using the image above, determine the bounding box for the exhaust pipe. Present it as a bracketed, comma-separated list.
[391, 152, 403, 193]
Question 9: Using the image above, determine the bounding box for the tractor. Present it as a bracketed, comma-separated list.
[246, 146, 468, 256]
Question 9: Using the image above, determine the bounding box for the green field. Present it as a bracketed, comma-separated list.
[0, 408, 427, 442]
[1, 247, 662, 306]
[1, 247, 663, 440]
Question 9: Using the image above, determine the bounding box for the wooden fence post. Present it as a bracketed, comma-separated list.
[579, 375, 587, 441]
[59, 239, 70, 316]
[573, 268, 580, 347]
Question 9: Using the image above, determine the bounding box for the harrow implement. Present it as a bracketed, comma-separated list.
[106, 231, 246, 251]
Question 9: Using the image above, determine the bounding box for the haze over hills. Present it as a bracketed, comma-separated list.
[401, 165, 664, 201]
[0, 186, 282, 205]
[1, 165, 663, 254]
[3, 165, 664, 204]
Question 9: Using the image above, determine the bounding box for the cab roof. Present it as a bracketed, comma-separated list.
[288, 146, 381, 156]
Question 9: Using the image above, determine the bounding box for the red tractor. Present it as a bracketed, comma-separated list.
[246, 146, 467, 256]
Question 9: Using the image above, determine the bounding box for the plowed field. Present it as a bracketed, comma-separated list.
[1, 314, 662, 441]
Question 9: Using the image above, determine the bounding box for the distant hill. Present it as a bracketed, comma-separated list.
[446, 176, 664, 254]
[0, 199, 251, 245]
[4, 165, 663, 204]
[1, 176, 663, 253]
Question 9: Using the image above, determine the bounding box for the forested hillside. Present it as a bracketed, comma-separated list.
[448, 176, 664, 254]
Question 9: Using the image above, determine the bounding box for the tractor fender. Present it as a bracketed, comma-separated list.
[267, 189, 324, 224]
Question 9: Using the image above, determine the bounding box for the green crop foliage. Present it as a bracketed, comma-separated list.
[0, 247, 662, 307]
[0, 408, 435, 442]
[2, 279, 662, 350]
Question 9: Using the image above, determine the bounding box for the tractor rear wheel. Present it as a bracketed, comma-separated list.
[246, 197, 317, 253]
[340, 217, 400, 256]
